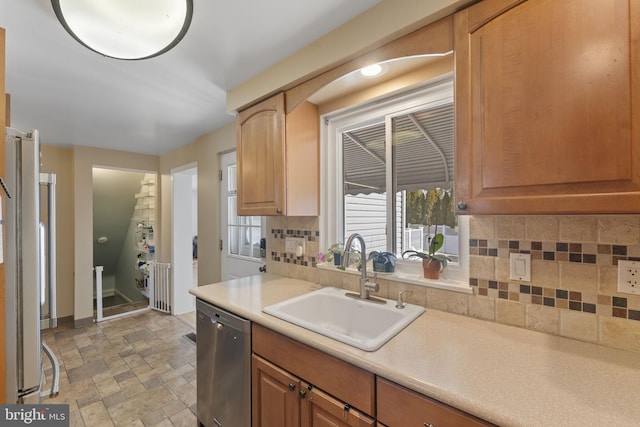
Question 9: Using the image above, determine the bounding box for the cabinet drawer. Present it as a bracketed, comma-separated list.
[302, 381, 375, 427]
[376, 378, 493, 427]
[252, 324, 375, 416]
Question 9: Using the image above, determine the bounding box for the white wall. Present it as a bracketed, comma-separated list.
[159, 123, 236, 287]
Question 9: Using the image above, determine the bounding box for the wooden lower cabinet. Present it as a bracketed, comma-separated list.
[252, 324, 375, 415]
[376, 378, 494, 427]
[252, 354, 374, 427]
[252, 355, 301, 427]
[251, 325, 492, 426]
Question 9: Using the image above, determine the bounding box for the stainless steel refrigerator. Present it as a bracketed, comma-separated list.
[5, 128, 59, 404]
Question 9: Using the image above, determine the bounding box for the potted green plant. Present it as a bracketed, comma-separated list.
[324, 243, 344, 265]
[402, 233, 450, 279]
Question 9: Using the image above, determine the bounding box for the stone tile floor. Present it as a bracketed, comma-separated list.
[41, 309, 198, 426]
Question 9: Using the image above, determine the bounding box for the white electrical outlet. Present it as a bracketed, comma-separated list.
[285, 237, 305, 256]
[618, 260, 640, 295]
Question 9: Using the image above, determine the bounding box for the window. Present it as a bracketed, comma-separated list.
[226, 164, 263, 259]
[321, 76, 469, 286]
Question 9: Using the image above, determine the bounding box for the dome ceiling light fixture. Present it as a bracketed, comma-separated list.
[51, 0, 194, 60]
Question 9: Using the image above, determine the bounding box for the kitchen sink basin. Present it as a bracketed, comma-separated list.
[262, 287, 424, 351]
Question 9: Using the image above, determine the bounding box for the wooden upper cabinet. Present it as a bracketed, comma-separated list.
[236, 93, 285, 215]
[236, 92, 319, 216]
[454, 0, 640, 214]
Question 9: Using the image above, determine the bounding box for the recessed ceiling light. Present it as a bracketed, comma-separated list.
[51, 0, 193, 60]
[360, 64, 383, 77]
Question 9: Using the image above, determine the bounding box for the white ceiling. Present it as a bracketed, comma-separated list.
[0, 0, 382, 155]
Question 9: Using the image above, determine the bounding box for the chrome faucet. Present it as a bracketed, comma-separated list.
[341, 233, 385, 304]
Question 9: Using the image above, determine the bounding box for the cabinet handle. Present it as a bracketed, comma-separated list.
[457, 202, 467, 211]
[288, 383, 296, 392]
[276, 208, 282, 214]
[299, 389, 307, 398]
[424, 423, 434, 427]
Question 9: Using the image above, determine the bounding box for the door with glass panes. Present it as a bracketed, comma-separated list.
[221, 151, 265, 280]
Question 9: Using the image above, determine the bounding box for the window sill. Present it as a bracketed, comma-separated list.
[316, 263, 472, 295]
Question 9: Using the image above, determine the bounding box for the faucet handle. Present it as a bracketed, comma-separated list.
[363, 280, 379, 293]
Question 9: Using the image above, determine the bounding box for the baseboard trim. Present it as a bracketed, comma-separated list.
[93, 289, 116, 299]
[74, 316, 94, 328]
[57, 315, 73, 325]
[115, 290, 134, 303]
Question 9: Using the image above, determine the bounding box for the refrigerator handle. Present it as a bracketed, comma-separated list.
[48, 174, 57, 327]
[40, 223, 46, 307]
[40, 173, 57, 328]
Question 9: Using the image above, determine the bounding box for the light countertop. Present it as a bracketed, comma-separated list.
[190, 274, 640, 426]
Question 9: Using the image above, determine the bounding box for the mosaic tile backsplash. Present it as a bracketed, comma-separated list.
[469, 239, 640, 321]
[266, 215, 640, 353]
[270, 227, 319, 267]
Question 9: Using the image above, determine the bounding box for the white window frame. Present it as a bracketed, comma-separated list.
[224, 159, 264, 262]
[320, 75, 470, 293]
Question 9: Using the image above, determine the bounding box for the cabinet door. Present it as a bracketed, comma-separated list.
[376, 378, 493, 427]
[455, 0, 640, 214]
[301, 383, 374, 427]
[236, 93, 285, 216]
[252, 354, 300, 427]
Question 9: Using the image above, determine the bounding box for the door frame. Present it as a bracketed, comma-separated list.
[171, 163, 197, 315]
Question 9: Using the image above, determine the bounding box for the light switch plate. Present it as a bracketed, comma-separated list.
[285, 237, 305, 256]
[618, 260, 640, 295]
[510, 253, 531, 282]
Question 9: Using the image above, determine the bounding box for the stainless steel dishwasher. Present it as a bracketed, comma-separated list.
[196, 299, 251, 427]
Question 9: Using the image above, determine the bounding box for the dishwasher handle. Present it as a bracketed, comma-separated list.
[211, 318, 224, 330]
[197, 299, 251, 333]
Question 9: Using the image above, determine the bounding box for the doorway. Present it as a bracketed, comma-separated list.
[93, 167, 156, 319]
[172, 164, 197, 315]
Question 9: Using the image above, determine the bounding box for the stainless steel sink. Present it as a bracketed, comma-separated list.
[263, 287, 424, 351]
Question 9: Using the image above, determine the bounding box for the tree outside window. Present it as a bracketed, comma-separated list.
[405, 188, 458, 261]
